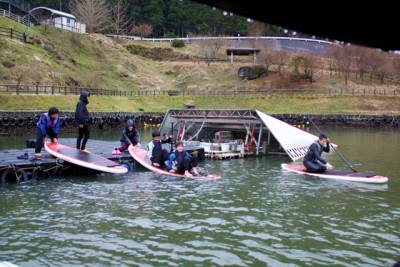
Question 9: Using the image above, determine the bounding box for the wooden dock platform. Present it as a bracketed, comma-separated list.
[0, 138, 205, 184]
[0, 138, 135, 183]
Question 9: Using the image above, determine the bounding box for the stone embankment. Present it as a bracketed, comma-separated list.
[0, 111, 164, 136]
[0, 111, 398, 136]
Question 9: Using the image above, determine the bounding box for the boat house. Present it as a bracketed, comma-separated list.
[159, 109, 323, 161]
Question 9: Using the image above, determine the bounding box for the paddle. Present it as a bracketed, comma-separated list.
[170, 122, 174, 153]
[308, 117, 358, 173]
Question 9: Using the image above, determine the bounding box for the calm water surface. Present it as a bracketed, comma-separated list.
[0, 127, 399, 267]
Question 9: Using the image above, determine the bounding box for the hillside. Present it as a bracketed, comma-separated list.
[0, 16, 399, 115]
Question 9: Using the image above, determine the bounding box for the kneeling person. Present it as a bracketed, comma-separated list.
[303, 133, 333, 173]
[117, 119, 140, 152]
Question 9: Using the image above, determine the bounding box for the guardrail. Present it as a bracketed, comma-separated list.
[0, 84, 399, 96]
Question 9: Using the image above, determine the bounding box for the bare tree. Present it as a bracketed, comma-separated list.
[69, 0, 111, 33]
[199, 38, 224, 66]
[130, 23, 153, 39]
[335, 47, 354, 85]
[324, 45, 342, 76]
[10, 65, 33, 92]
[300, 53, 322, 84]
[271, 50, 290, 77]
[368, 51, 390, 84]
[247, 21, 268, 36]
[111, 0, 131, 38]
[367, 49, 386, 83]
[247, 21, 268, 47]
[350, 45, 370, 80]
[391, 54, 400, 83]
[257, 50, 273, 71]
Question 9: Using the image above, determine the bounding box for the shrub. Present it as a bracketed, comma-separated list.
[171, 40, 185, 48]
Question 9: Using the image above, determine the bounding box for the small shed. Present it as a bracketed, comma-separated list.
[30, 7, 81, 32]
[226, 47, 261, 64]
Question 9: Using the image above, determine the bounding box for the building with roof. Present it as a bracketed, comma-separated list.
[226, 47, 260, 64]
[29, 7, 85, 33]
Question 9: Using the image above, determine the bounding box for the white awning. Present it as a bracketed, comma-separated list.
[256, 110, 336, 161]
[30, 7, 76, 20]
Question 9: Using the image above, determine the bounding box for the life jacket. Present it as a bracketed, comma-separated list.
[36, 113, 57, 128]
[151, 139, 163, 158]
[173, 150, 186, 168]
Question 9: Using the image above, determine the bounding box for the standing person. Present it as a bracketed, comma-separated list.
[115, 119, 141, 153]
[34, 107, 60, 158]
[167, 141, 199, 177]
[147, 131, 170, 168]
[303, 134, 333, 173]
[74, 91, 90, 152]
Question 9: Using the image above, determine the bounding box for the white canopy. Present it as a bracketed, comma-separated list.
[256, 110, 336, 161]
[30, 7, 76, 20]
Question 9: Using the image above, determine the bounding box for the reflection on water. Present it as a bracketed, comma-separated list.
[0, 127, 399, 267]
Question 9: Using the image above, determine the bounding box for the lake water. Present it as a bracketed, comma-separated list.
[0, 126, 399, 267]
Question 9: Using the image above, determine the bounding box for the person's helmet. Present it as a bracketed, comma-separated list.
[152, 131, 160, 137]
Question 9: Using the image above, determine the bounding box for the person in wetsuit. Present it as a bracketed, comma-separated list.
[303, 133, 333, 173]
[147, 131, 170, 168]
[74, 91, 90, 151]
[167, 141, 199, 177]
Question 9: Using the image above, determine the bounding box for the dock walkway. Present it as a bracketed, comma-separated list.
[0, 138, 205, 183]
[0, 138, 135, 183]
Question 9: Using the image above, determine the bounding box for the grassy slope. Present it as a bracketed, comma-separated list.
[1, 16, 399, 115]
[0, 94, 398, 115]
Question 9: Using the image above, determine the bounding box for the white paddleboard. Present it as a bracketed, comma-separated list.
[281, 163, 388, 183]
[45, 142, 128, 174]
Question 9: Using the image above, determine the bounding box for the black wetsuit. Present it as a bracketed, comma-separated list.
[303, 140, 330, 173]
[74, 91, 90, 150]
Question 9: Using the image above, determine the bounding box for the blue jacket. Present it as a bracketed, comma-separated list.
[36, 113, 60, 137]
[167, 150, 190, 170]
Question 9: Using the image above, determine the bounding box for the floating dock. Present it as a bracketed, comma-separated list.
[0, 138, 204, 184]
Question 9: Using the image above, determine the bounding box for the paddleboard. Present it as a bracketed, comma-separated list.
[45, 142, 128, 174]
[281, 163, 388, 183]
[128, 145, 221, 179]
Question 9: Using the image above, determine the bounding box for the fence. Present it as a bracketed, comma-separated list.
[0, 25, 30, 43]
[0, 84, 399, 97]
[0, 8, 32, 27]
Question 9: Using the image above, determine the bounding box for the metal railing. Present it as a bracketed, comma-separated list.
[0, 8, 32, 27]
[0, 84, 398, 96]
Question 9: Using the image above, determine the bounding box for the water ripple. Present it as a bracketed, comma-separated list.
[0, 153, 399, 266]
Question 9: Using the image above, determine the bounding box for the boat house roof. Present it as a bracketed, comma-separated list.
[30, 7, 76, 20]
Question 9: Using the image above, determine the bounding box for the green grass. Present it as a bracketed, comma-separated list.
[1, 16, 400, 115]
[0, 94, 398, 115]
